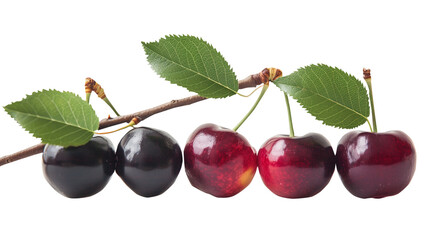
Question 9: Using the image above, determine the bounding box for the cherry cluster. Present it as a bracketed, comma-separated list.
[2, 35, 416, 199]
[43, 127, 182, 198]
[42, 118, 416, 199]
[1, 34, 417, 199]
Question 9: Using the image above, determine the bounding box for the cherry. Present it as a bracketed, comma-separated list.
[336, 69, 417, 198]
[116, 127, 182, 197]
[258, 133, 335, 198]
[184, 123, 257, 197]
[42, 136, 116, 198]
[336, 131, 416, 198]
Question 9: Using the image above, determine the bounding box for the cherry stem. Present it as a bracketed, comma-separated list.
[363, 69, 377, 133]
[103, 97, 121, 117]
[284, 92, 295, 137]
[86, 92, 91, 104]
[233, 84, 269, 132]
[85, 77, 121, 117]
[366, 81, 377, 132]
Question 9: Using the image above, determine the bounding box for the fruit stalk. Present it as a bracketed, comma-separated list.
[85, 78, 93, 103]
[0, 72, 264, 167]
[363, 69, 378, 133]
[103, 97, 121, 117]
[284, 92, 295, 137]
[85, 77, 121, 116]
[233, 84, 269, 132]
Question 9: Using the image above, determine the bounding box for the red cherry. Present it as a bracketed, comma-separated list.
[184, 123, 257, 197]
[258, 133, 336, 198]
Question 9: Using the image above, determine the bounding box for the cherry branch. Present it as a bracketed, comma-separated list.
[0, 73, 262, 167]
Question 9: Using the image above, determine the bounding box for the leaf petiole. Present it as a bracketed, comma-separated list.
[236, 85, 263, 97]
[366, 119, 373, 132]
[96, 117, 140, 135]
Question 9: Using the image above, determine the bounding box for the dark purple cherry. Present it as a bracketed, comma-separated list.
[337, 69, 417, 198]
[42, 136, 116, 198]
[116, 127, 182, 197]
[336, 131, 416, 198]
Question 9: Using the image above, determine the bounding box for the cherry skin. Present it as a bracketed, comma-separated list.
[116, 127, 182, 197]
[336, 131, 416, 198]
[42, 136, 116, 198]
[184, 123, 257, 197]
[258, 133, 336, 198]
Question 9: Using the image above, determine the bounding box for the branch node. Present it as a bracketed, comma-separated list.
[363, 68, 371, 80]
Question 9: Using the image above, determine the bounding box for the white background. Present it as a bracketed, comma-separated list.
[0, 1, 426, 239]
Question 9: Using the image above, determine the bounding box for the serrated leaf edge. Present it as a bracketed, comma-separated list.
[3, 89, 98, 147]
[4, 90, 97, 132]
[274, 64, 370, 129]
[142, 34, 238, 98]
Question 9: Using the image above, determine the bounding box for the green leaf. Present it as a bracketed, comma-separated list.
[274, 64, 370, 129]
[142, 35, 238, 98]
[4, 90, 99, 147]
